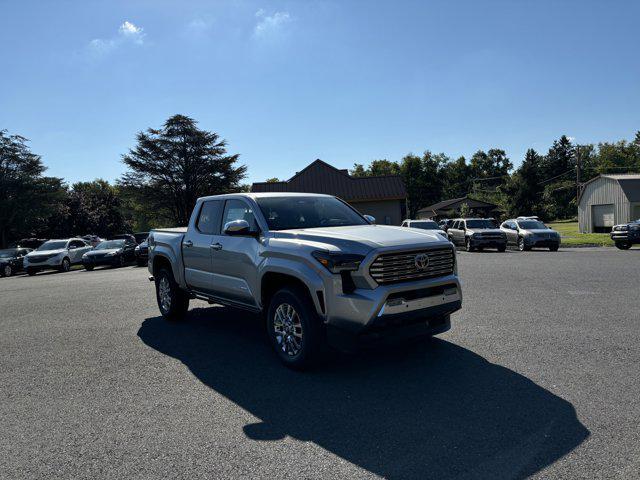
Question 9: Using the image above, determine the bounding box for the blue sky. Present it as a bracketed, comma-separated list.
[1, 0, 639, 185]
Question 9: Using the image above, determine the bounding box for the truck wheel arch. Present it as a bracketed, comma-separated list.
[153, 255, 174, 280]
[260, 272, 324, 317]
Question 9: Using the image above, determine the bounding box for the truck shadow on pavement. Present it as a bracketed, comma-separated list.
[138, 307, 589, 480]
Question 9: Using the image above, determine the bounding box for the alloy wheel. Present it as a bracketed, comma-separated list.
[518, 238, 525, 251]
[3, 265, 11, 277]
[273, 303, 304, 357]
[62, 258, 70, 272]
[158, 276, 172, 313]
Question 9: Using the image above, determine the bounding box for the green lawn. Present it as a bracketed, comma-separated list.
[547, 220, 614, 247]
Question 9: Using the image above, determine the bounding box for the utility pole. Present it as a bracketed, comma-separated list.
[576, 143, 581, 201]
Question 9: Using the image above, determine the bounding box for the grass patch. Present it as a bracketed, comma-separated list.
[547, 221, 614, 247]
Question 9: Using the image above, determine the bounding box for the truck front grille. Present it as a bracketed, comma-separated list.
[369, 247, 455, 285]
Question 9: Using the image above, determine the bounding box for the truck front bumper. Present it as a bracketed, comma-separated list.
[322, 274, 462, 351]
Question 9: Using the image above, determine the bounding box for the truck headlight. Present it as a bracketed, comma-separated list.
[312, 251, 365, 273]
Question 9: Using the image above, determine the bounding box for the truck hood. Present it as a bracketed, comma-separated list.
[272, 224, 450, 254]
[467, 228, 504, 235]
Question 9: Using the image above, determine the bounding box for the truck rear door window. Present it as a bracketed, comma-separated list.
[197, 200, 223, 235]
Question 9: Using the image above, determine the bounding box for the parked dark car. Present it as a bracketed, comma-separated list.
[81, 239, 137, 270]
[0, 248, 32, 277]
[610, 220, 640, 249]
[134, 232, 149, 244]
[134, 238, 149, 266]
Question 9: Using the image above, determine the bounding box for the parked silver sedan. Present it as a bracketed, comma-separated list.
[500, 218, 561, 251]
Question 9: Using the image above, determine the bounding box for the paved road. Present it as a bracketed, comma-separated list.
[1, 248, 639, 479]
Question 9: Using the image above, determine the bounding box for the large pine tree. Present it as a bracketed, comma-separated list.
[505, 149, 544, 217]
[119, 115, 246, 226]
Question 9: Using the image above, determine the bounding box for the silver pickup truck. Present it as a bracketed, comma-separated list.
[148, 193, 462, 369]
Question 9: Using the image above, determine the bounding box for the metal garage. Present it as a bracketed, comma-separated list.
[578, 174, 640, 233]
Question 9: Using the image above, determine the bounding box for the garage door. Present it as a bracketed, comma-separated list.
[592, 204, 615, 232]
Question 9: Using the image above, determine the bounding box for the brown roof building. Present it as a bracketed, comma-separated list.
[251, 159, 407, 225]
[416, 196, 499, 220]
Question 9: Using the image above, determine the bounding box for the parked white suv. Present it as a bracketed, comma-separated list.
[23, 238, 92, 276]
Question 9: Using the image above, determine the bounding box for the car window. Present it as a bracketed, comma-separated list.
[70, 240, 85, 248]
[197, 200, 224, 235]
[222, 199, 256, 233]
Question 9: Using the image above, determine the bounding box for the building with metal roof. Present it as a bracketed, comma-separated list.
[251, 159, 407, 225]
[578, 174, 640, 232]
[416, 196, 499, 220]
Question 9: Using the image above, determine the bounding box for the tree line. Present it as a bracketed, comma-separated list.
[0, 115, 246, 248]
[1, 112, 639, 248]
[351, 133, 640, 219]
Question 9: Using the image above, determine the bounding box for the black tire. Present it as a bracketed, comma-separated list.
[155, 267, 189, 320]
[615, 242, 631, 250]
[517, 237, 530, 252]
[266, 286, 324, 370]
[1, 264, 12, 277]
[497, 244, 506, 252]
[84, 264, 94, 271]
[549, 245, 559, 252]
[59, 257, 71, 272]
[27, 268, 38, 276]
[465, 238, 474, 252]
[114, 256, 125, 268]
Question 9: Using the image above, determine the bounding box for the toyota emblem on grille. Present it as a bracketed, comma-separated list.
[414, 253, 429, 270]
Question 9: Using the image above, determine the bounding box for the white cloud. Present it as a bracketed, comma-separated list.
[88, 21, 145, 55]
[119, 21, 145, 44]
[253, 11, 291, 38]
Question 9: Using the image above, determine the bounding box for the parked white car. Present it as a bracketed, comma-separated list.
[401, 219, 448, 238]
[23, 238, 92, 275]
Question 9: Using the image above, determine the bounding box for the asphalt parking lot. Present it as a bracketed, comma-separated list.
[1, 248, 639, 479]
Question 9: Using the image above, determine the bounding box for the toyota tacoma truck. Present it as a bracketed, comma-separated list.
[147, 193, 462, 369]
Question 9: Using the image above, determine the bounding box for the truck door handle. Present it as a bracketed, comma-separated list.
[183, 240, 193, 247]
[210, 243, 223, 251]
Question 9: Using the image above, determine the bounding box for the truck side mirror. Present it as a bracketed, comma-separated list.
[224, 219, 257, 236]
[364, 215, 376, 224]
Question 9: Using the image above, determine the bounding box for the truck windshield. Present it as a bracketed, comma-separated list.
[466, 220, 498, 229]
[256, 196, 369, 230]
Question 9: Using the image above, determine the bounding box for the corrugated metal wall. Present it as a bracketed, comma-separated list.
[578, 177, 631, 232]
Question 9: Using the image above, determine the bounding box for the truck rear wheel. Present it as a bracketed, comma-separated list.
[266, 286, 324, 370]
[155, 267, 190, 320]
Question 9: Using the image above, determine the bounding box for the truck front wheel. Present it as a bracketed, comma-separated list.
[155, 267, 189, 320]
[615, 241, 631, 250]
[267, 286, 324, 370]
